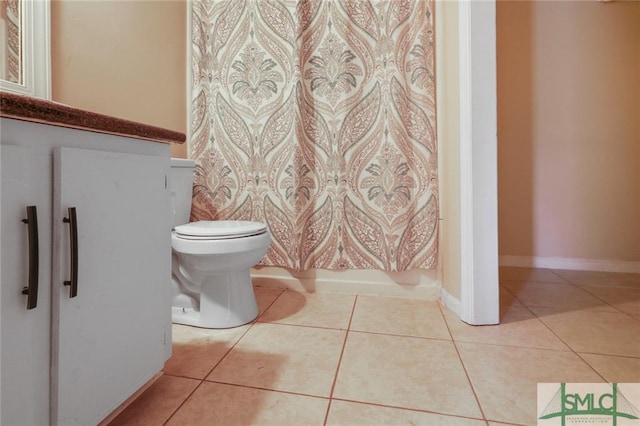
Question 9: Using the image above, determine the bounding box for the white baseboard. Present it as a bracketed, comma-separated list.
[251, 266, 441, 300]
[499, 255, 640, 273]
[440, 288, 462, 318]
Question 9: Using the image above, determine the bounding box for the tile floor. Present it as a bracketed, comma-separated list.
[108, 268, 640, 425]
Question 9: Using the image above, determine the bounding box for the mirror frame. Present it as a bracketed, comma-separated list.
[0, 0, 50, 99]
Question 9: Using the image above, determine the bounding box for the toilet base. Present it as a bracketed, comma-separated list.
[171, 304, 258, 329]
[171, 270, 259, 329]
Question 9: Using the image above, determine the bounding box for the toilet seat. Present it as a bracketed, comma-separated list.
[174, 220, 267, 240]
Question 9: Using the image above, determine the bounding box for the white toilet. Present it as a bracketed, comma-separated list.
[170, 158, 272, 328]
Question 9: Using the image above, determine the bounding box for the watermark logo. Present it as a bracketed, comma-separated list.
[538, 383, 640, 425]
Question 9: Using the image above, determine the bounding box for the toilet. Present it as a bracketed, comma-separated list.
[169, 158, 271, 328]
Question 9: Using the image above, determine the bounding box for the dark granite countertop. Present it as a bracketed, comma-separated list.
[0, 91, 185, 145]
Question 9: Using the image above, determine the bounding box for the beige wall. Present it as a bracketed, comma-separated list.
[498, 0, 640, 262]
[436, 0, 461, 298]
[51, 0, 187, 158]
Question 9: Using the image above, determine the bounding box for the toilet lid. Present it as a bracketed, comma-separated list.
[174, 220, 267, 239]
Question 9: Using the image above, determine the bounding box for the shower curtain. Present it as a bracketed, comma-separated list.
[1, 0, 21, 83]
[189, 0, 438, 272]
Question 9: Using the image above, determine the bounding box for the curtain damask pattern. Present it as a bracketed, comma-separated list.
[3, 0, 22, 83]
[190, 0, 438, 271]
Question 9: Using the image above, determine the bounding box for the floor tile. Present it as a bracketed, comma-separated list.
[487, 423, 526, 426]
[163, 324, 248, 379]
[207, 323, 345, 397]
[531, 307, 640, 357]
[499, 287, 526, 318]
[107, 270, 640, 425]
[622, 272, 640, 283]
[501, 281, 617, 312]
[579, 353, 640, 382]
[166, 382, 328, 426]
[350, 296, 450, 340]
[578, 285, 640, 318]
[552, 269, 640, 288]
[333, 332, 481, 418]
[253, 286, 284, 318]
[500, 287, 523, 307]
[326, 400, 486, 425]
[457, 342, 604, 425]
[499, 267, 567, 284]
[443, 304, 569, 350]
[258, 291, 355, 329]
[108, 375, 199, 426]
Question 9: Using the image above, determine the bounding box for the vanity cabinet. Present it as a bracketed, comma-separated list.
[1, 143, 51, 425]
[1, 115, 174, 425]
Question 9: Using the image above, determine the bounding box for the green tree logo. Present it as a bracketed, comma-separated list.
[539, 383, 640, 426]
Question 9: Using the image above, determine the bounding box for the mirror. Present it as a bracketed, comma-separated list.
[0, 0, 50, 98]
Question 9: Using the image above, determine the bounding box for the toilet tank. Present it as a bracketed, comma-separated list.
[170, 158, 196, 228]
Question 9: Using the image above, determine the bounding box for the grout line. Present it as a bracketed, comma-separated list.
[198, 288, 287, 381]
[201, 379, 331, 400]
[331, 327, 452, 342]
[503, 284, 634, 383]
[573, 284, 640, 319]
[328, 396, 490, 423]
[573, 352, 608, 383]
[200, 323, 254, 380]
[162, 378, 205, 425]
[442, 339, 574, 354]
[511, 292, 611, 383]
[252, 315, 454, 341]
[547, 268, 571, 283]
[323, 294, 359, 425]
[505, 289, 576, 349]
[161, 291, 287, 425]
[135, 275, 638, 425]
[349, 327, 451, 340]
[572, 351, 640, 360]
[537, 316, 632, 383]
[438, 299, 456, 342]
[252, 320, 352, 332]
[254, 287, 286, 321]
[565, 283, 627, 312]
[438, 302, 489, 422]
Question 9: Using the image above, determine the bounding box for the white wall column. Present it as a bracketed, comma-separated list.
[458, 0, 499, 325]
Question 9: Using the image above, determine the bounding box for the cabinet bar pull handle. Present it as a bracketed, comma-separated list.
[63, 207, 78, 298]
[21, 206, 39, 310]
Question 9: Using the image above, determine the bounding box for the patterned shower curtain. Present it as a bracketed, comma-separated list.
[2, 0, 21, 83]
[189, 0, 438, 272]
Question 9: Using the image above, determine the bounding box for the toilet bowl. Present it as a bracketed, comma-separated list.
[170, 158, 271, 328]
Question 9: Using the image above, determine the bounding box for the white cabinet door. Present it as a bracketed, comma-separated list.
[51, 147, 171, 426]
[1, 145, 51, 426]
